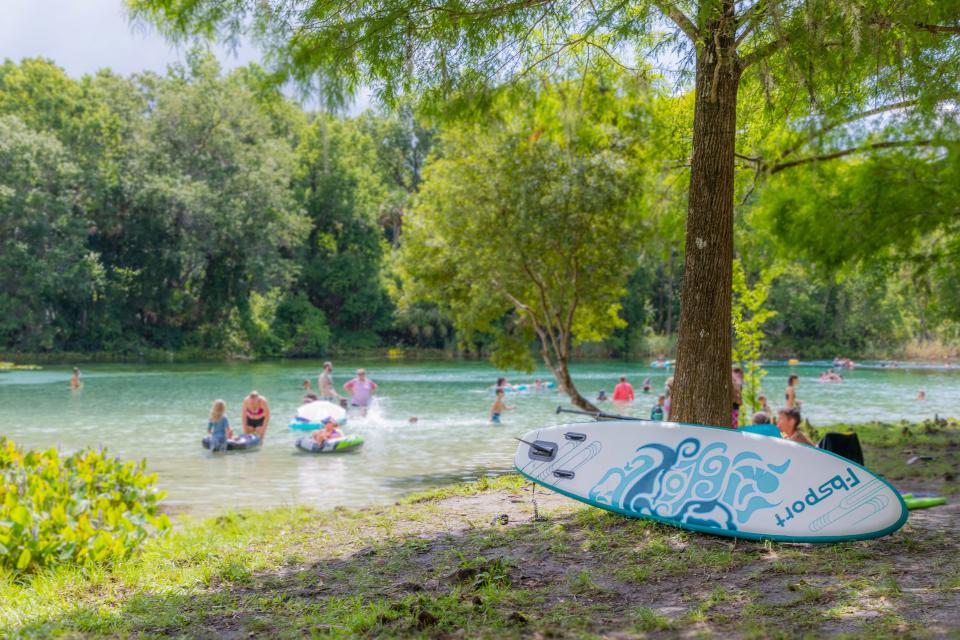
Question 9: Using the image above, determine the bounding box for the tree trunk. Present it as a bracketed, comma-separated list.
[553, 355, 598, 413]
[670, 6, 740, 427]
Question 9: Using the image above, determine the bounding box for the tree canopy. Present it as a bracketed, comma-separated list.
[129, 0, 960, 425]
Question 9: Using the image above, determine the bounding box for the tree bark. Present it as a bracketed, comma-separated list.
[670, 3, 741, 427]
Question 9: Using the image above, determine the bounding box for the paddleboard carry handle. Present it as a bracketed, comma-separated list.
[552, 470, 575, 480]
[556, 405, 643, 422]
[564, 432, 587, 442]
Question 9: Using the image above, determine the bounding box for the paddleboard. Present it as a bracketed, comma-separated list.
[514, 420, 907, 542]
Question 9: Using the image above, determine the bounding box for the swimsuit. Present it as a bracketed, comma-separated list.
[491, 413, 502, 424]
[245, 404, 265, 428]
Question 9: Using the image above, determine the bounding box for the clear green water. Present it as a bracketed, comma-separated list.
[1, 360, 956, 516]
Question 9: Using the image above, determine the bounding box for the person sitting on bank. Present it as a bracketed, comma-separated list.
[242, 391, 270, 438]
[777, 407, 814, 445]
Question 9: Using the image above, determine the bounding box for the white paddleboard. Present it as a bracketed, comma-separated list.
[514, 421, 907, 542]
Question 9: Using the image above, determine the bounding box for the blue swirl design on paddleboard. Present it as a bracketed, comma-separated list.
[588, 438, 791, 531]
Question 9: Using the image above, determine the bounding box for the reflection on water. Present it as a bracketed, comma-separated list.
[1, 360, 957, 516]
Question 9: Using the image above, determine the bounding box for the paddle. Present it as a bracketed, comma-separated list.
[555, 406, 645, 422]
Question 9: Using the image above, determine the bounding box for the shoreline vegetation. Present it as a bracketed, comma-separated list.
[2, 420, 957, 638]
[2, 344, 958, 366]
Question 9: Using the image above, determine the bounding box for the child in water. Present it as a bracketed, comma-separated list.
[490, 389, 512, 424]
[312, 418, 344, 445]
[650, 395, 666, 421]
[208, 399, 233, 452]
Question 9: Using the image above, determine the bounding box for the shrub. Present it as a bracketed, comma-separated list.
[0, 439, 170, 574]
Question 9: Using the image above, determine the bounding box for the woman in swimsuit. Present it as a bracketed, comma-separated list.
[242, 391, 270, 438]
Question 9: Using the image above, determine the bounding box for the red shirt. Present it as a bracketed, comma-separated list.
[612, 381, 635, 401]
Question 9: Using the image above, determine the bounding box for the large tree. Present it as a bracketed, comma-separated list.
[131, 0, 960, 424]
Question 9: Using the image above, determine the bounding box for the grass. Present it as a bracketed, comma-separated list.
[1, 422, 957, 639]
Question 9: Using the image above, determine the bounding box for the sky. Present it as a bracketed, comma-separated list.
[0, 0, 371, 113]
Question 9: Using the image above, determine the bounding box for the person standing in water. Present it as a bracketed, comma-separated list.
[490, 389, 512, 424]
[318, 362, 346, 406]
[70, 368, 81, 390]
[344, 369, 378, 416]
[207, 399, 233, 452]
[785, 374, 800, 409]
[612, 377, 635, 402]
[242, 391, 270, 438]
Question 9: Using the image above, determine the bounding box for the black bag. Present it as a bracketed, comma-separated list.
[817, 432, 864, 466]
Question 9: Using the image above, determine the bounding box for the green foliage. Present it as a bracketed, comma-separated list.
[399, 73, 648, 403]
[731, 259, 779, 421]
[272, 293, 332, 357]
[0, 439, 169, 575]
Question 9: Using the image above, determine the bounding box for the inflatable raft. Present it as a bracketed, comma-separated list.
[202, 433, 262, 451]
[290, 400, 347, 430]
[295, 434, 364, 453]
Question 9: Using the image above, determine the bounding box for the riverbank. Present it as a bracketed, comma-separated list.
[3, 421, 957, 638]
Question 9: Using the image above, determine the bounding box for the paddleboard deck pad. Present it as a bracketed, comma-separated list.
[515, 421, 907, 542]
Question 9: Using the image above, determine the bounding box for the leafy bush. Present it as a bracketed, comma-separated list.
[0, 439, 170, 574]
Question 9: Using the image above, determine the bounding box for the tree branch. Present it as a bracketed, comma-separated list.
[734, 0, 765, 46]
[651, 0, 699, 42]
[776, 99, 922, 161]
[768, 139, 935, 174]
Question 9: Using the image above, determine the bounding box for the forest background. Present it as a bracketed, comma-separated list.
[2, 51, 958, 363]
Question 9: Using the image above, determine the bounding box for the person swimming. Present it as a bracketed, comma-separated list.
[596, 389, 608, 401]
[642, 377, 651, 393]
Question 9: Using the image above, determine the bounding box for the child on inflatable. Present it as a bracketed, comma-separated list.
[311, 418, 344, 445]
[207, 399, 233, 452]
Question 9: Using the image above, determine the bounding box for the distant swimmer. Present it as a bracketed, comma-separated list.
[408, 416, 419, 425]
[242, 391, 270, 439]
[302, 378, 312, 391]
[207, 399, 233, 453]
[642, 377, 651, 393]
[344, 369, 378, 417]
[596, 390, 608, 402]
[612, 377, 635, 402]
[490, 388, 512, 424]
[70, 367, 81, 390]
[917, 390, 926, 401]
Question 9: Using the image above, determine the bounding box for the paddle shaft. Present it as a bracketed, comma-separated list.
[555, 406, 645, 422]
